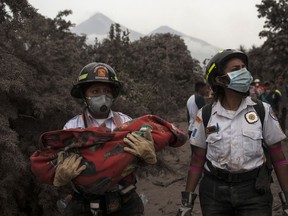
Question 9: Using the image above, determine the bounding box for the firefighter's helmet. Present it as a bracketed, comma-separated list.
[205, 49, 248, 88]
[71, 62, 122, 98]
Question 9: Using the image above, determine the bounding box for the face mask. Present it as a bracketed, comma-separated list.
[86, 95, 113, 116]
[226, 68, 253, 93]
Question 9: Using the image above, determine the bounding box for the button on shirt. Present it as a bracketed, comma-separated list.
[190, 97, 286, 172]
[63, 110, 132, 130]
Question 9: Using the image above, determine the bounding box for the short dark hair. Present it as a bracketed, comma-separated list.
[195, 81, 207, 92]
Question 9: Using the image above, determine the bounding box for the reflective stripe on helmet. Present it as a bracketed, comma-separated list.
[205, 63, 216, 81]
[79, 73, 89, 81]
[275, 89, 282, 96]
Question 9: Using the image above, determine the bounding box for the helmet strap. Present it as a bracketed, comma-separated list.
[80, 89, 88, 106]
[82, 107, 90, 128]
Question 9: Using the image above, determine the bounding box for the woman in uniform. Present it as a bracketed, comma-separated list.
[177, 49, 288, 216]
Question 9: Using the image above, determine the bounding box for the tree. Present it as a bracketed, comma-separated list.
[255, 0, 288, 77]
[0, 3, 201, 213]
[118, 33, 200, 118]
[0, 1, 93, 215]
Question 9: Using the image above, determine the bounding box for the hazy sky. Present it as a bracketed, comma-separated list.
[28, 0, 266, 49]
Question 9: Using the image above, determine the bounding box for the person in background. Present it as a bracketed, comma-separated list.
[176, 49, 288, 216]
[54, 62, 157, 216]
[254, 78, 265, 97]
[260, 80, 283, 122]
[276, 78, 287, 132]
[186, 81, 208, 138]
[249, 81, 259, 100]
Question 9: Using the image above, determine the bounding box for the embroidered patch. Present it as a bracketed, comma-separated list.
[195, 116, 202, 123]
[245, 111, 258, 124]
[269, 106, 278, 121]
[93, 66, 109, 80]
[206, 125, 217, 134]
[97, 68, 106, 77]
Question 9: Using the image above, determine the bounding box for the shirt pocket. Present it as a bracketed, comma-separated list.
[242, 129, 263, 157]
[206, 133, 222, 156]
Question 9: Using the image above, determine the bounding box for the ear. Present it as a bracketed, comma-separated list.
[215, 76, 229, 85]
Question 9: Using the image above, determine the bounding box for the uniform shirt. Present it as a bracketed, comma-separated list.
[190, 96, 286, 172]
[63, 110, 132, 130]
[187, 93, 205, 132]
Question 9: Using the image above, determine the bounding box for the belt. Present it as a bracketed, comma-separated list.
[72, 190, 135, 215]
[72, 186, 135, 203]
[205, 160, 260, 183]
[73, 190, 104, 202]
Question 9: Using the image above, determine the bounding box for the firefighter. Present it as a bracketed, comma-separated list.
[177, 49, 288, 216]
[54, 62, 156, 216]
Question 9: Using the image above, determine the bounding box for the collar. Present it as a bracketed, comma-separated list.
[215, 96, 255, 119]
[86, 109, 114, 121]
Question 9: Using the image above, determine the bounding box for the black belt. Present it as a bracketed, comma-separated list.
[72, 189, 136, 214]
[72, 187, 135, 203]
[73, 190, 104, 201]
[205, 160, 261, 183]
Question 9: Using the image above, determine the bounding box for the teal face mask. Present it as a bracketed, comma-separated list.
[226, 68, 253, 93]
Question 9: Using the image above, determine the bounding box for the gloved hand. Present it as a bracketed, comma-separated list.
[123, 129, 157, 165]
[176, 206, 192, 216]
[279, 191, 288, 216]
[176, 191, 197, 216]
[53, 152, 87, 187]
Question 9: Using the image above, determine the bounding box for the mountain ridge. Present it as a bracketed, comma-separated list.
[72, 12, 220, 63]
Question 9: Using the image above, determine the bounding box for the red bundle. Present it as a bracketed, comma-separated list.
[30, 115, 187, 193]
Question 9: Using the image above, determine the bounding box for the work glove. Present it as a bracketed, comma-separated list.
[279, 192, 288, 216]
[176, 191, 197, 216]
[53, 152, 87, 187]
[123, 129, 157, 165]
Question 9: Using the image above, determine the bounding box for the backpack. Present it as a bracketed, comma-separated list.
[202, 98, 265, 128]
[201, 98, 272, 173]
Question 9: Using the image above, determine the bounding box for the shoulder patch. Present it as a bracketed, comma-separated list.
[195, 116, 202, 123]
